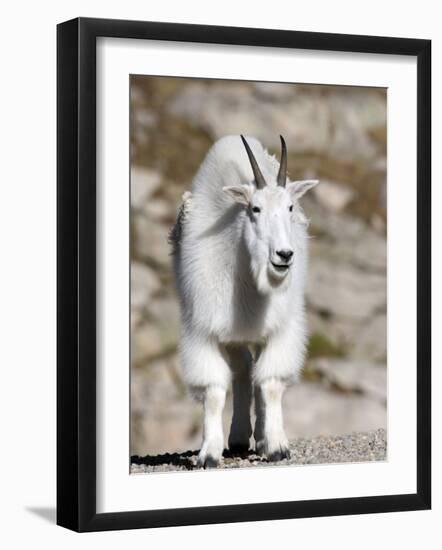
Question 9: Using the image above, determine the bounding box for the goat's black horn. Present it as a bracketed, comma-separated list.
[240, 135, 266, 189]
[277, 135, 287, 187]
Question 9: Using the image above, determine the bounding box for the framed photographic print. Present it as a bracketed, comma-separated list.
[57, 17, 431, 532]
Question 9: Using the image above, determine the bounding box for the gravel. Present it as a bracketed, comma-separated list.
[130, 428, 386, 473]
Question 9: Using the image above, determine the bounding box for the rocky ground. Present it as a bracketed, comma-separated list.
[131, 429, 387, 473]
[130, 76, 387, 458]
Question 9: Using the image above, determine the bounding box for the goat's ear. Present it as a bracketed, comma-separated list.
[287, 179, 319, 201]
[222, 185, 253, 206]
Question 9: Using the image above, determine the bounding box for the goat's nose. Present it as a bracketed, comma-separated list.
[276, 249, 293, 262]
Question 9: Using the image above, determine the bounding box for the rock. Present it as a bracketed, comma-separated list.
[351, 314, 387, 362]
[132, 314, 178, 363]
[253, 82, 297, 102]
[371, 213, 386, 235]
[168, 83, 386, 162]
[306, 257, 386, 320]
[143, 197, 174, 222]
[310, 358, 387, 403]
[131, 261, 161, 312]
[131, 309, 142, 332]
[131, 167, 162, 210]
[312, 180, 355, 213]
[130, 83, 158, 149]
[287, 428, 387, 465]
[130, 429, 387, 471]
[130, 84, 145, 105]
[379, 178, 387, 209]
[147, 296, 180, 339]
[306, 196, 386, 326]
[307, 311, 359, 352]
[350, 231, 387, 272]
[132, 214, 172, 269]
[131, 323, 166, 365]
[371, 156, 387, 172]
[307, 310, 387, 363]
[131, 358, 201, 455]
[325, 89, 386, 161]
[310, 235, 386, 275]
[305, 197, 387, 273]
[283, 381, 386, 439]
[133, 107, 157, 130]
[305, 195, 363, 239]
[132, 295, 180, 368]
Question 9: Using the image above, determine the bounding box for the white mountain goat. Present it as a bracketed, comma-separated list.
[170, 135, 318, 467]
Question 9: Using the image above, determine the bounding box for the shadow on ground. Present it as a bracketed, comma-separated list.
[26, 506, 56, 524]
[131, 448, 261, 471]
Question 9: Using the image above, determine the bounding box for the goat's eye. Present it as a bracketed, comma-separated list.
[289, 205, 294, 212]
[252, 206, 261, 214]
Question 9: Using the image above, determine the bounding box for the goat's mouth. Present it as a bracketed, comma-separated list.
[270, 261, 291, 274]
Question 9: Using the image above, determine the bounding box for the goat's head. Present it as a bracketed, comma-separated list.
[223, 135, 318, 294]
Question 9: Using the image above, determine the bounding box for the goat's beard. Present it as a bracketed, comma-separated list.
[251, 257, 291, 295]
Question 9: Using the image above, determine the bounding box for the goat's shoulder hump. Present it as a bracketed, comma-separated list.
[210, 135, 263, 161]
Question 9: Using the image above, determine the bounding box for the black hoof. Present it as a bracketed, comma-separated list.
[203, 456, 219, 469]
[267, 448, 291, 462]
[282, 447, 291, 460]
[256, 447, 266, 457]
[228, 443, 249, 455]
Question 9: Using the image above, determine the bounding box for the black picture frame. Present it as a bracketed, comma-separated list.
[57, 17, 431, 532]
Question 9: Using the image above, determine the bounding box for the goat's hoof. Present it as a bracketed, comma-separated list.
[267, 447, 291, 462]
[256, 438, 291, 462]
[255, 438, 271, 457]
[255, 441, 266, 457]
[198, 455, 220, 469]
[228, 442, 249, 455]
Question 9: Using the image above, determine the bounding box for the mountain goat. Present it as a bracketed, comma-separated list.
[170, 135, 318, 467]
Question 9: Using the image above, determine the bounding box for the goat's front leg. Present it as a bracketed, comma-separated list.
[253, 327, 305, 461]
[198, 385, 226, 468]
[254, 378, 290, 461]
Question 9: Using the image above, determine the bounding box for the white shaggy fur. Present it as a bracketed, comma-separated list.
[170, 135, 318, 467]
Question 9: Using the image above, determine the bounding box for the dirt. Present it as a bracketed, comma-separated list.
[130, 428, 386, 473]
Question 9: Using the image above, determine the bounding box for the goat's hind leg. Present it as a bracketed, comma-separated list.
[227, 346, 253, 454]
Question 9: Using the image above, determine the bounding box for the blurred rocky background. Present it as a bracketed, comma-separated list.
[130, 76, 387, 457]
